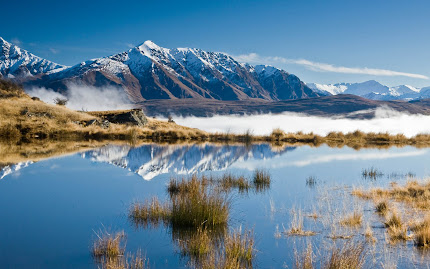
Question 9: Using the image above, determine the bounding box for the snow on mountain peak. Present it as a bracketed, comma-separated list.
[142, 40, 160, 50]
[0, 36, 67, 78]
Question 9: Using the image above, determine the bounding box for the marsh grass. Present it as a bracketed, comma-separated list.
[340, 211, 363, 227]
[384, 210, 409, 242]
[294, 243, 314, 269]
[170, 185, 229, 228]
[375, 200, 389, 216]
[287, 208, 316, 236]
[323, 241, 366, 269]
[224, 228, 255, 265]
[196, 228, 256, 269]
[306, 176, 318, 188]
[129, 198, 170, 228]
[132, 176, 230, 230]
[411, 215, 430, 247]
[92, 230, 126, 260]
[354, 179, 430, 209]
[177, 226, 213, 258]
[362, 167, 383, 180]
[253, 169, 271, 192]
[294, 241, 366, 269]
[99, 250, 149, 269]
[364, 224, 376, 243]
[218, 174, 251, 193]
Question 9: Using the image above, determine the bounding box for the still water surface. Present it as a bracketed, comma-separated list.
[0, 143, 429, 268]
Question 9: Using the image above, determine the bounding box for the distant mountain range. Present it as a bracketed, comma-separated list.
[307, 80, 430, 101]
[3, 36, 430, 115]
[0, 37, 319, 102]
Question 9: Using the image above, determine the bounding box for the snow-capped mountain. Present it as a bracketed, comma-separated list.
[82, 143, 294, 180]
[0, 37, 66, 80]
[307, 80, 425, 101]
[0, 37, 319, 102]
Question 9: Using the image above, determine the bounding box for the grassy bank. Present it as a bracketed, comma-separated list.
[2, 80, 430, 149]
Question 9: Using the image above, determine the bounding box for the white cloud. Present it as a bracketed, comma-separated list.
[173, 107, 430, 138]
[49, 48, 59, 54]
[26, 83, 134, 111]
[11, 38, 22, 46]
[232, 53, 429, 80]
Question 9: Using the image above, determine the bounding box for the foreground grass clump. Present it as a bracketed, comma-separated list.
[375, 200, 389, 215]
[384, 210, 409, 241]
[361, 167, 383, 180]
[324, 241, 366, 269]
[131, 175, 230, 229]
[170, 183, 229, 228]
[340, 211, 363, 227]
[218, 174, 251, 193]
[100, 251, 149, 269]
[129, 197, 170, 228]
[287, 208, 316, 236]
[177, 226, 213, 258]
[353, 179, 430, 209]
[294, 241, 366, 269]
[411, 215, 430, 247]
[253, 169, 271, 192]
[92, 231, 126, 259]
[224, 228, 255, 266]
[197, 228, 256, 269]
[91, 230, 149, 269]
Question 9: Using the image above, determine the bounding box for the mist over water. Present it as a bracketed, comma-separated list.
[173, 107, 430, 137]
[26, 83, 134, 111]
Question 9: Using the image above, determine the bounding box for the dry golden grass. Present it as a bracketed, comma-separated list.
[224, 228, 255, 266]
[323, 241, 366, 269]
[353, 179, 430, 209]
[384, 210, 410, 242]
[340, 211, 363, 227]
[294, 241, 366, 269]
[129, 197, 170, 228]
[177, 226, 213, 258]
[411, 215, 430, 247]
[92, 231, 126, 259]
[375, 200, 389, 216]
[91, 229, 149, 269]
[294, 243, 314, 269]
[197, 228, 255, 269]
[287, 208, 317, 236]
[5, 93, 430, 150]
[99, 251, 149, 269]
[364, 224, 376, 243]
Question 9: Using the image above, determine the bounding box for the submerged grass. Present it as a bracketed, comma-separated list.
[362, 167, 383, 180]
[294, 240, 366, 269]
[340, 211, 363, 227]
[253, 169, 271, 192]
[129, 197, 170, 228]
[92, 230, 126, 259]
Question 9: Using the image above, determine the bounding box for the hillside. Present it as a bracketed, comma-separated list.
[0, 80, 207, 142]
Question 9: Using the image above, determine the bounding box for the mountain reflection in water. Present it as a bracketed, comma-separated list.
[82, 144, 295, 180]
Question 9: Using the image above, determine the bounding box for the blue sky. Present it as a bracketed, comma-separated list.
[2, 0, 430, 87]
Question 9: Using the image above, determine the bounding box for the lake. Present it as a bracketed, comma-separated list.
[1, 143, 429, 268]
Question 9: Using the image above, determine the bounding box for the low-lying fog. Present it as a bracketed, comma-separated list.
[173, 107, 430, 138]
[26, 83, 134, 111]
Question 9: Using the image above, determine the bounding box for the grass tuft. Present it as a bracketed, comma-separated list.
[253, 169, 271, 192]
[340, 211, 363, 227]
[92, 230, 126, 259]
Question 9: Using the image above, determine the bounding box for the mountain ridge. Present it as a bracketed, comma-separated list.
[0, 37, 320, 102]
